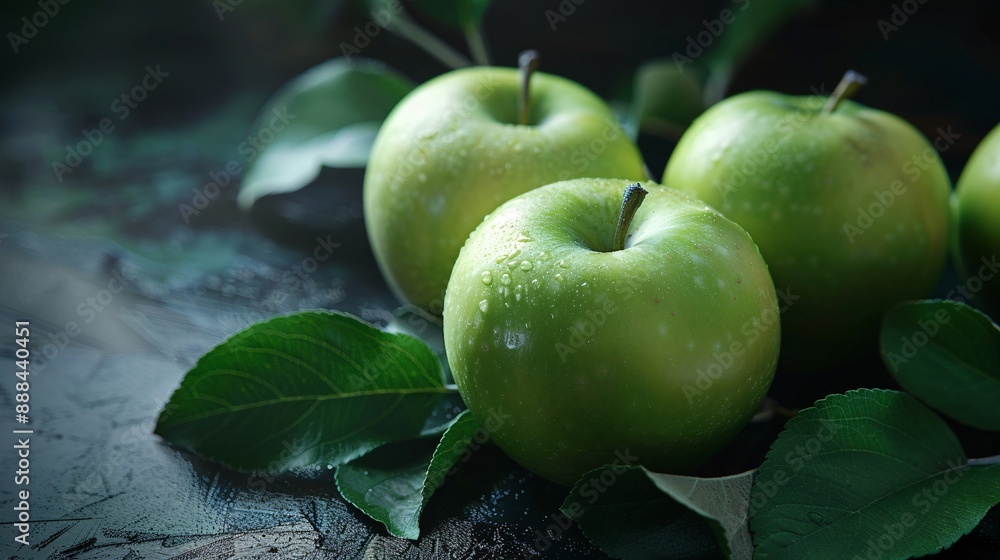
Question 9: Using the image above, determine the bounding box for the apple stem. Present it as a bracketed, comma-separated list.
[822, 70, 868, 114]
[612, 183, 648, 252]
[518, 50, 540, 126]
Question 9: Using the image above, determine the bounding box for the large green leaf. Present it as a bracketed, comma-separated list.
[751, 388, 1000, 559]
[155, 311, 452, 472]
[237, 58, 413, 209]
[881, 300, 1000, 431]
[335, 410, 480, 539]
[562, 466, 727, 559]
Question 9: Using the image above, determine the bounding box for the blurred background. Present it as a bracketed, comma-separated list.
[1, 0, 999, 557]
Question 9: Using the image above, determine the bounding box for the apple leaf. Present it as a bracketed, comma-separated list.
[562, 466, 731, 559]
[155, 310, 454, 472]
[881, 300, 1000, 431]
[624, 60, 706, 140]
[237, 57, 413, 209]
[335, 410, 479, 539]
[644, 469, 754, 560]
[751, 388, 1000, 560]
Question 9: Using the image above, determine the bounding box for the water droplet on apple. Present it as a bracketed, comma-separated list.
[479, 299, 489, 312]
[481, 271, 493, 285]
[554, 273, 565, 282]
[558, 259, 570, 268]
[501, 273, 512, 285]
[519, 260, 533, 271]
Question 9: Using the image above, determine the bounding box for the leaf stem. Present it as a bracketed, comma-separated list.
[822, 70, 868, 114]
[518, 50, 539, 126]
[613, 183, 647, 252]
[968, 454, 1000, 466]
[384, 16, 472, 70]
[443, 383, 460, 393]
[464, 23, 491, 66]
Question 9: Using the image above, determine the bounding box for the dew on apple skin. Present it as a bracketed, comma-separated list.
[500, 273, 512, 286]
[479, 299, 489, 312]
[554, 273, 565, 282]
[481, 271, 493, 285]
[519, 260, 533, 271]
[558, 259, 570, 268]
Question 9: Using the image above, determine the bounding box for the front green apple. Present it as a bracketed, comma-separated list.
[664, 84, 951, 370]
[443, 178, 780, 486]
[954, 122, 1000, 316]
[364, 64, 647, 314]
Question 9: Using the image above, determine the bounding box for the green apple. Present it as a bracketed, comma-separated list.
[954, 122, 1000, 316]
[663, 72, 951, 370]
[443, 178, 780, 486]
[364, 53, 647, 313]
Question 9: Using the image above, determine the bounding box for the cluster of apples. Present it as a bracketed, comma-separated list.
[364, 54, 998, 486]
